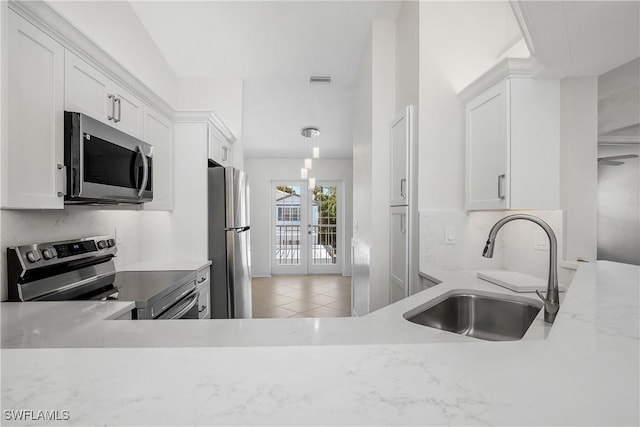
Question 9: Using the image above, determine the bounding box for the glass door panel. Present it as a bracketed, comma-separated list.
[308, 182, 342, 274]
[272, 182, 307, 275]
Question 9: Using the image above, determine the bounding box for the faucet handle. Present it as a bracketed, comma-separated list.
[536, 290, 559, 314]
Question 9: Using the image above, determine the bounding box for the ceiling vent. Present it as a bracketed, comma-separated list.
[309, 75, 332, 85]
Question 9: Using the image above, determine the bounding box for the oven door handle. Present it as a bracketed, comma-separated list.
[157, 292, 198, 319]
[136, 145, 149, 198]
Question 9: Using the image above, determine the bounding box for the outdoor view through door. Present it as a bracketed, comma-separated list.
[272, 181, 341, 275]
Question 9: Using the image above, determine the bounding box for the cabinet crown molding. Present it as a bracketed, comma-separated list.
[173, 111, 236, 144]
[458, 57, 544, 104]
[8, 0, 174, 118]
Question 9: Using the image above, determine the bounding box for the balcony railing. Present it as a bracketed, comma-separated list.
[275, 224, 337, 265]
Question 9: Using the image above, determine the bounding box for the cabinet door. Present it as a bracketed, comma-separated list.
[3, 11, 64, 209]
[389, 206, 408, 303]
[221, 142, 233, 167]
[390, 107, 410, 206]
[207, 124, 222, 165]
[465, 80, 509, 210]
[65, 51, 112, 124]
[65, 51, 143, 138]
[197, 267, 211, 319]
[142, 107, 173, 210]
[112, 85, 143, 138]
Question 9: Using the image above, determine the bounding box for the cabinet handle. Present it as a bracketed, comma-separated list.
[222, 146, 228, 162]
[114, 98, 122, 123]
[57, 164, 67, 197]
[107, 94, 115, 121]
[198, 277, 207, 283]
[400, 214, 406, 234]
[400, 178, 406, 198]
[199, 304, 207, 313]
[498, 174, 506, 200]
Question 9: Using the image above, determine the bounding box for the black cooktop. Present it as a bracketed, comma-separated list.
[111, 270, 197, 308]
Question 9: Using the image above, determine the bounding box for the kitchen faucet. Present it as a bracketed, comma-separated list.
[482, 214, 560, 323]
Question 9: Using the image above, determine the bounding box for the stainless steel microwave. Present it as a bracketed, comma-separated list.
[64, 111, 153, 204]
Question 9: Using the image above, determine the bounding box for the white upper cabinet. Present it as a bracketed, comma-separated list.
[3, 10, 65, 209]
[207, 124, 222, 165]
[65, 51, 143, 138]
[142, 107, 173, 210]
[465, 81, 509, 210]
[465, 78, 560, 211]
[390, 107, 411, 206]
[208, 124, 234, 168]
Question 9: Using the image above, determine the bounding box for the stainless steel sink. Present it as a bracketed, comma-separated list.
[405, 291, 543, 341]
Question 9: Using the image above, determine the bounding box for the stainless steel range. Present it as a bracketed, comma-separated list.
[7, 236, 199, 319]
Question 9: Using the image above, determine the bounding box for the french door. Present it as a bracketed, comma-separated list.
[271, 180, 342, 275]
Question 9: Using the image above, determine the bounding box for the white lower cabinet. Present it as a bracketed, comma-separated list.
[197, 266, 211, 319]
[142, 107, 173, 210]
[3, 9, 65, 209]
[389, 206, 408, 303]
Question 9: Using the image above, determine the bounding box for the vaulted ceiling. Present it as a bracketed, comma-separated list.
[130, 1, 400, 159]
[129, 1, 639, 159]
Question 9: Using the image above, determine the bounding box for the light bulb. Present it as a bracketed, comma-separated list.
[312, 147, 320, 158]
[300, 168, 308, 179]
[304, 158, 312, 169]
[308, 178, 316, 189]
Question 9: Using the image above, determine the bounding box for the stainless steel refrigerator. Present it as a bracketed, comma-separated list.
[208, 166, 252, 318]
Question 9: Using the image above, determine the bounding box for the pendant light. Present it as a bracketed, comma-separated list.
[301, 127, 320, 187]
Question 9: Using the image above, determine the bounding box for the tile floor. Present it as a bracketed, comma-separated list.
[251, 275, 352, 318]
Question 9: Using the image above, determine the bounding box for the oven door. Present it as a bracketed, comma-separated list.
[156, 289, 199, 319]
[65, 111, 153, 203]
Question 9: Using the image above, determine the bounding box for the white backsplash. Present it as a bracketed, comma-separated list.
[1, 207, 142, 301]
[420, 210, 567, 282]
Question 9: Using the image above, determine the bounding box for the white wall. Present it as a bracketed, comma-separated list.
[560, 77, 598, 262]
[351, 32, 373, 316]
[138, 123, 209, 264]
[244, 158, 353, 278]
[418, 16, 465, 211]
[395, 1, 419, 114]
[368, 20, 395, 311]
[48, 0, 177, 107]
[176, 78, 245, 170]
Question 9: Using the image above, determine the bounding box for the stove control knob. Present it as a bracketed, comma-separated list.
[107, 239, 115, 248]
[42, 248, 55, 260]
[97, 240, 107, 249]
[26, 250, 41, 263]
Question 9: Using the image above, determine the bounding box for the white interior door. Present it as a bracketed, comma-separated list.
[271, 181, 342, 275]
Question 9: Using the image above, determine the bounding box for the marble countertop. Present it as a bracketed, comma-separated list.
[1, 261, 638, 426]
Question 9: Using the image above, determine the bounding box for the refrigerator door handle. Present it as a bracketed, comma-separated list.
[226, 226, 250, 233]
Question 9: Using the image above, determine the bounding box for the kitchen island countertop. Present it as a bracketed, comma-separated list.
[1, 261, 638, 426]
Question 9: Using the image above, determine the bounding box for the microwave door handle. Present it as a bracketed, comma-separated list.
[136, 145, 149, 197]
